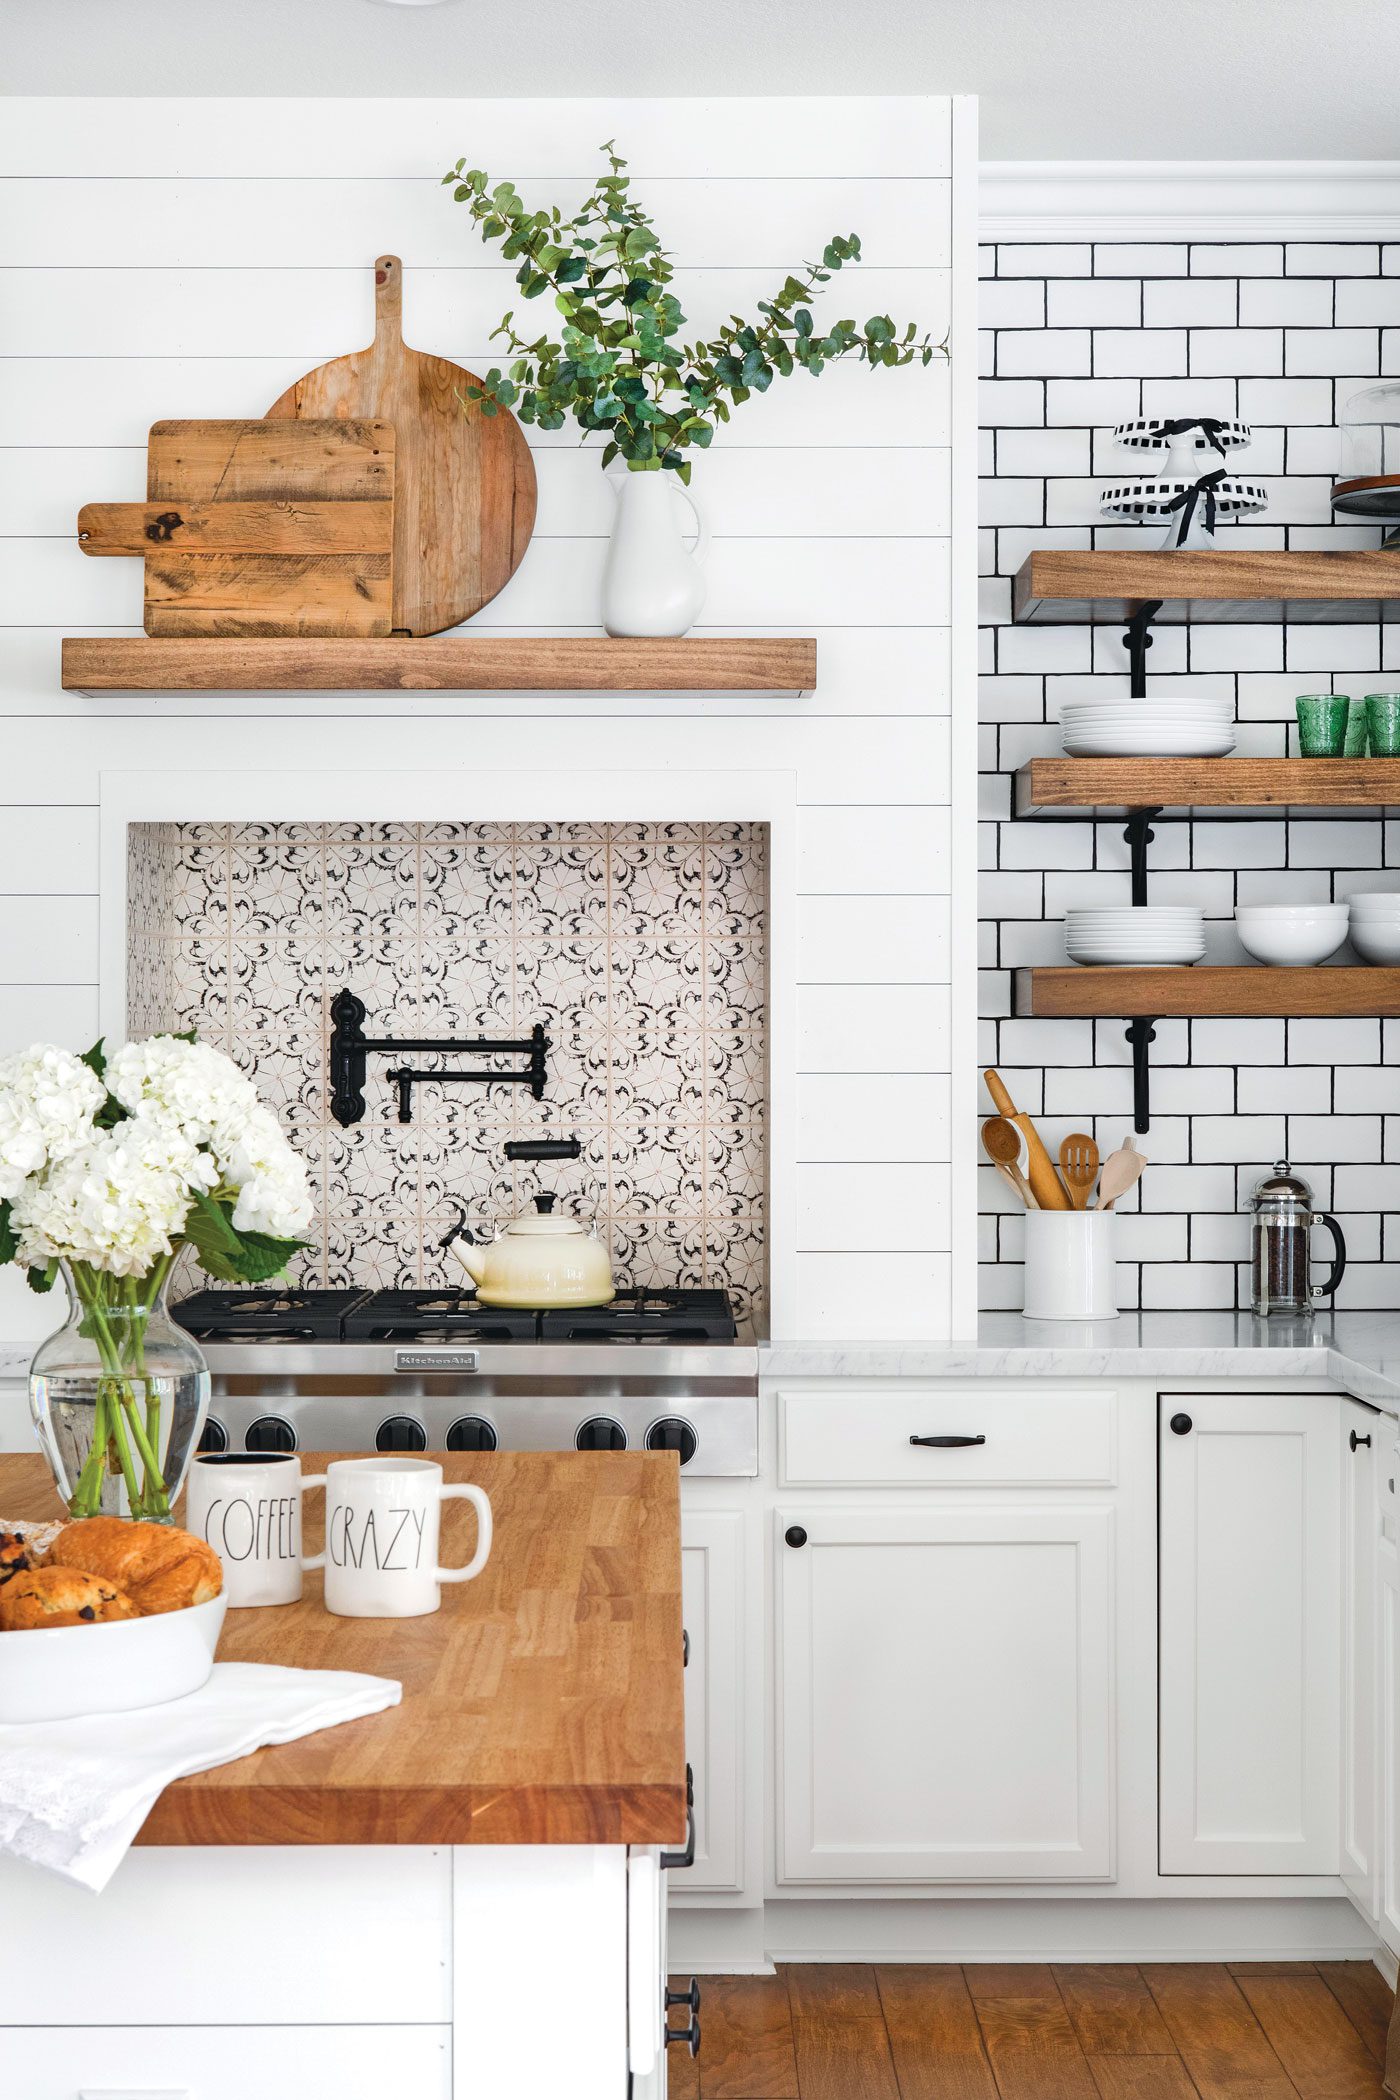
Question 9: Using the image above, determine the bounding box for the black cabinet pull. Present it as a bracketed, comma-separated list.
[665, 1979, 702, 2056]
[909, 1433, 986, 1449]
[1351, 1429, 1373, 1452]
[666, 2010, 702, 2057]
[660, 1803, 696, 1873]
[667, 1980, 701, 2016]
[785, 1525, 808, 1548]
[1170, 1412, 1193, 1436]
[682, 1627, 690, 1667]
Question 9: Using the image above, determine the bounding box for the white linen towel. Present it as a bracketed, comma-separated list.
[0, 1661, 401, 1892]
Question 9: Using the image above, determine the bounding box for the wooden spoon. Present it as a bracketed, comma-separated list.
[983, 1069, 1070, 1210]
[982, 1116, 1039, 1208]
[1059, 1132, 1100, 1211]
[1097, 1137, 1146, 1211]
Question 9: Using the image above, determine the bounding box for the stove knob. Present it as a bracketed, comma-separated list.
[576, 1416, 627, 1452]
[245, 1415, 297, 1454]
[447, 1416, 499, 1453]
[376, 1416, 428, 1453]
[197, 1418, 229, 1455]
[645, 1417, 698, 1466]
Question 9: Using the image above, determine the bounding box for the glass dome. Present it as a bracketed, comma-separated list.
[1333, 381, 1400, 520]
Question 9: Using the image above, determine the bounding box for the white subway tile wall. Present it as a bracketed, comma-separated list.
[980, 238, 1400, 1315]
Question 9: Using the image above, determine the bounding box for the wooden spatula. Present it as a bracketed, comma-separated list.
[1097, 1137, 1146, 1210]
[1059, 1133, 1100, 1210]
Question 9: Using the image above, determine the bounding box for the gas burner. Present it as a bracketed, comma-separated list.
[343, 1289, 538, 1344]
[541, 1290, 738, 1344]
[174, 1287, 370, 1342]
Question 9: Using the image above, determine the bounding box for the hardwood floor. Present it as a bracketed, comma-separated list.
[666, 1963, 1395, 2100]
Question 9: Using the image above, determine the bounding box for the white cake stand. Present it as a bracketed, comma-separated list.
[1100, 475, 1267, 550]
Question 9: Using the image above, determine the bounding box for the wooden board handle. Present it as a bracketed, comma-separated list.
[374, 254, 403, 346]
[78, 502, 163, 555]
[983, 1069, 1070, 1211]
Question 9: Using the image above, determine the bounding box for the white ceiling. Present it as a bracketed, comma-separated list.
[4, 0, 1395, 162]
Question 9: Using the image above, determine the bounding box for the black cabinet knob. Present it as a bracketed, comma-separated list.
[785, 1525, 808, 1548]
[576, 1416, 627, 1452]
[245, 1414, 297, 1453]
[1351, 1428, 1373, 1452]
[666, 2014, 702, 2058]
[667, 1979, 702, 2016]
[646, 1417, 698, 1465]
[376, 1415, 428, 1452]
[446, 1415, 498, 1453]
[1169, 1412, 1193, 1437]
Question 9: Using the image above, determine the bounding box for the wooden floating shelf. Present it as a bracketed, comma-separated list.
[1018, 966, 1400, 1019]
[1013, 549, 1400, 627]
[1017, 757, 1400, 818]
[60, 635, 817, 695]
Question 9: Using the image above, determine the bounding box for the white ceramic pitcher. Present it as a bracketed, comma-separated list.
[601, 468, 710, 637]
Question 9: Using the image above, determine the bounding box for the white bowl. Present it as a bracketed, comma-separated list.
[1350, 922, 1400, 965]
[0, 1591, 228, 1723]
[1235, 910, 1349, 967]
[1347, 894, 1400, 916]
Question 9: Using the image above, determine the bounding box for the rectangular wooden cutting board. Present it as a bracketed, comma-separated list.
[78, 418, 395, 637]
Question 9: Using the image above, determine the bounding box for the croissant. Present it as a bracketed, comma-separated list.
[49, 1517, 222, 1617]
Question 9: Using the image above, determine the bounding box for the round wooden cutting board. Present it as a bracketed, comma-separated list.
[265, 255, 537, 636]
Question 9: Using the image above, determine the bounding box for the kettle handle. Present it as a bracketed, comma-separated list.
[671, 481, 711, 567]
[1311, 1211, 1347, 1299]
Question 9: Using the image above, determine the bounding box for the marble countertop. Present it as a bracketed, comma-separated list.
[760, 1310, 1400, 1413]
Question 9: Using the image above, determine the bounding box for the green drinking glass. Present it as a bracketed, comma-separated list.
[1296, 693, 1351, 757]
[1365, 693, 1400, 756]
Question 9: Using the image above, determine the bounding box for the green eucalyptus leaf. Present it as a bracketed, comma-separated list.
[26, 1261, 57, 1295]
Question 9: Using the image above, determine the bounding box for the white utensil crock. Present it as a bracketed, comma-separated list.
[601, 469, 709, 637]
[1023, 1211, 1119, 1321]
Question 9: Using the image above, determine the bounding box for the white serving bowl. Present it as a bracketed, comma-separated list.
[1065, 906, 1205, 965]
[0, 1591, 227, 1724]
[1347, 893, 1400, 916]
[1350, 921, 1400, 965]
[1235, 907, 1349, 968]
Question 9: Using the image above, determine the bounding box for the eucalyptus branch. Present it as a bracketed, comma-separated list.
[443, 141, 945, 483]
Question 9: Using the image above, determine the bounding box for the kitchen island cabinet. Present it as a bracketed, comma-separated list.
[0, 1450, 690, 2100]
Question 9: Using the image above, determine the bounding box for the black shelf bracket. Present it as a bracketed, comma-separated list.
[1125, 1016, 1157, 1135]
[1122, 598, 1163, 698]
[329, 987, 549, 1127]
[1124, 805, 1163, 906]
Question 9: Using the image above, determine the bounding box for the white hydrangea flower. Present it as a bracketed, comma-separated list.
[12, 1125, 200, 1277]
[107, 1036, 260, 1146]
[0, 1044, 105, 1199]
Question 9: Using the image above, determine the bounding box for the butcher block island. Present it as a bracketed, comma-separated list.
[0, 1450, 689, 2100]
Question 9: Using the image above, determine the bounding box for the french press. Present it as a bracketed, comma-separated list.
[1245, 1162, 1347, 1316]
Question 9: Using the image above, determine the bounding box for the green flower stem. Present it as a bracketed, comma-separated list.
[69, 1263, 169, 1520]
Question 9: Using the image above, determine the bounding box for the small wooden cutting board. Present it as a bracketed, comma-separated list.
[78, 418, 395, 637]
[264, 255, 537, 636]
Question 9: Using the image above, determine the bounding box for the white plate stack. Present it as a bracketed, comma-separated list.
[1059, 695, 1235, 758]
[1065, 906, 1206, 966]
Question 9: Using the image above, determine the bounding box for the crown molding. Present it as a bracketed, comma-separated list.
[980, 161, 1400, 243]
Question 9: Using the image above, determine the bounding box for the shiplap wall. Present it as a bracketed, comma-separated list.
[0, 95, 974, 1345]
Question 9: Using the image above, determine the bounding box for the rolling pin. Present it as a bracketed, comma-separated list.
[983, 1069, 1071, 1210]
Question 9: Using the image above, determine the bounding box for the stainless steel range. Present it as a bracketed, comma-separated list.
[175, 1287, 759, 1477]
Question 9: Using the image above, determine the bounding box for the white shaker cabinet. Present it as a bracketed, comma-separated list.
[677, 1509, 745, 1895]
[1159, 1392, 1342, 1876]
[1378, 1422, 1400, 1958]
[1342, 1400, 1381, 1922]
[775, 1501, 1115, 1882]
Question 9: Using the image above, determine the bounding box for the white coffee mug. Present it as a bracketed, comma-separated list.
[302, 1457, 493, 1619]
[187, 1451, 316, 1609]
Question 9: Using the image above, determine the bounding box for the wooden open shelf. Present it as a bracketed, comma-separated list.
[1013, 549, 1400, 626]
[1016, 757, 1400, 818]
[60, 635, 817, 695]
[1018, 966, 1400, 1019]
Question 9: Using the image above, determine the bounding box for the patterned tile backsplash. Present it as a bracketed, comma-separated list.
[127, 822, 769, 1326]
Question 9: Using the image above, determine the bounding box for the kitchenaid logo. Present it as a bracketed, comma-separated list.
[395, 1349, 480, 1373]
[330, 1504, 425, 1572]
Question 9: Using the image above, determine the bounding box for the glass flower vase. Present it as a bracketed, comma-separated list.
[28, 1261, 210, 1524]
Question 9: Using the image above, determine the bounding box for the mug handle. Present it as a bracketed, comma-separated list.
[299, 1473, 328, 1572]
[436, 1482, 493, 1583]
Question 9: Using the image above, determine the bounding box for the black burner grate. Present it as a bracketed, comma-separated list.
[344, 1290, 539, 1344]
[173, 1287, 370, 1342]
[541, 1290, 737, 1344]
